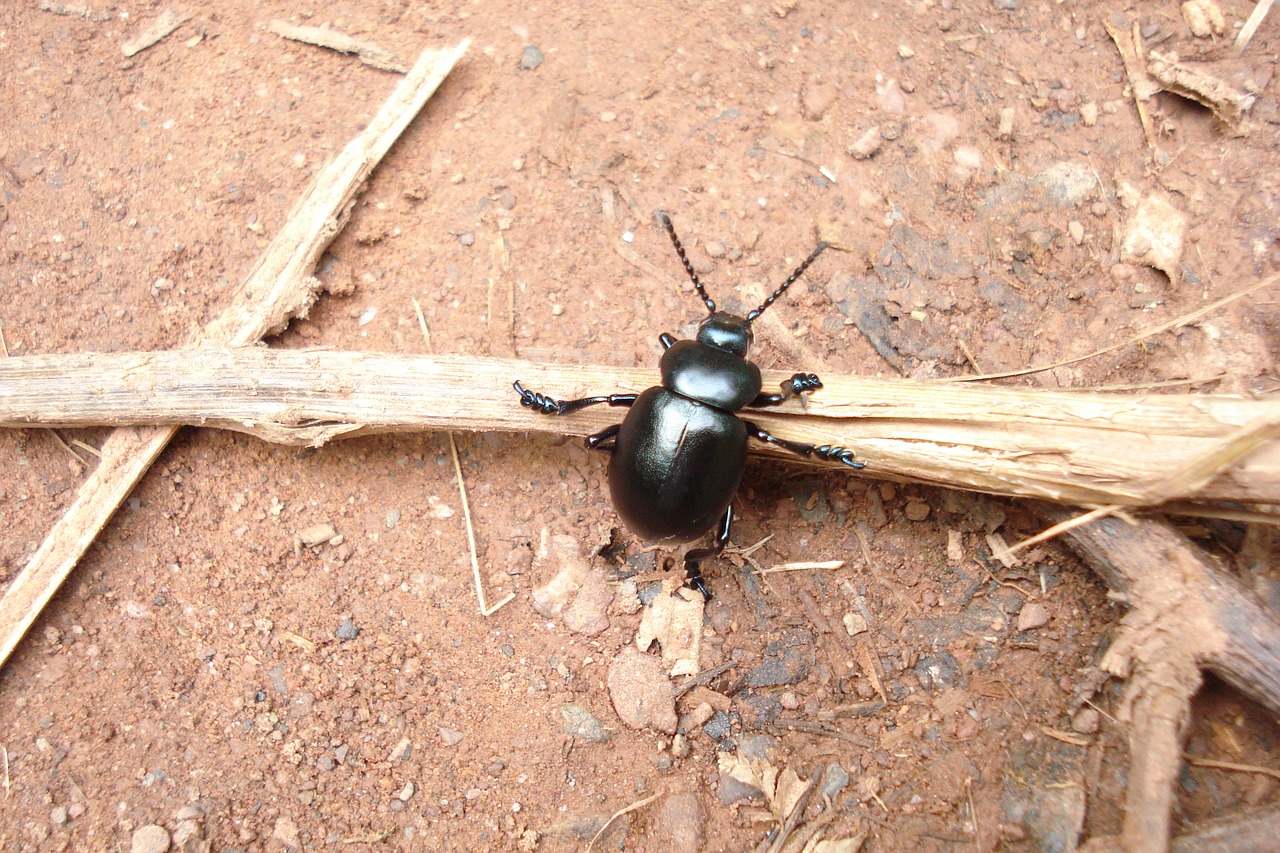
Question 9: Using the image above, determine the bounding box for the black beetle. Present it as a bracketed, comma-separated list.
[514, 212, 863, 598]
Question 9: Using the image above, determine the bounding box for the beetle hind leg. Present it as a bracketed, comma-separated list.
[584, 424, 620, 454]
[682, 506, 734, 601]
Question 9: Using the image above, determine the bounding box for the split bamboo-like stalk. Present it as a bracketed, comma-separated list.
[2, 348, 1278, 510]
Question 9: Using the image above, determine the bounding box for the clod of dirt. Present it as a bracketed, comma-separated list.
[530, 534, 590, 618]
[746, 629, 815, 687]
[271, 816, 301, 850]
[635, 580, 703, 676]
[561, 569, 612, 636]
[1118, 183, 1188, 283]
[800, 75, 839, 121]
[606, 646, 677, 733]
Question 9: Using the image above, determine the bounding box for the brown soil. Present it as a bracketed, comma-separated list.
[2, 1, 1278, 851]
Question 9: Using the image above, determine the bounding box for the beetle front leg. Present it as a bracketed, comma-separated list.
[682, 505, 733, 601]
[743, 420, 865, 469]
[513, 381, 637, 415]
[749, 373, 823, 408]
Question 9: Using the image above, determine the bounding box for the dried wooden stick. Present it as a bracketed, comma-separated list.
[1084, 803, 1280, 853]
[0, 39, 472, 671]
[1043, 507, 1280, 851]
[2, 349, 1279, 511]
[1234, 0, 1274, 55]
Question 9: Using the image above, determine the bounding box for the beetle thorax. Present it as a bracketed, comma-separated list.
[660, 331, 763, 412]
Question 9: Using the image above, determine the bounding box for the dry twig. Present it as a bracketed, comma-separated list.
[3, 350, 1279, 511]
[0, 39, 472, 670]
[1043, 507, 1280, 851]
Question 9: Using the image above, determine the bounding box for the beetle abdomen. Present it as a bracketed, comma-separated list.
[608, 388, 747, 544]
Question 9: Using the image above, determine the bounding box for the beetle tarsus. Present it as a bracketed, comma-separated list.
[685, 568, 712, 602]
[513, 380, 565, 414]
[681, 506, 733, 601]
[749, 372, 824, 408]
[785, 373, 823, 395]
[815, 445, 866, 469]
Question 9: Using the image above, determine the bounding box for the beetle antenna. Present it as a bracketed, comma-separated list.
[658, 212, 716, 314]
[746, 240, 829, 323]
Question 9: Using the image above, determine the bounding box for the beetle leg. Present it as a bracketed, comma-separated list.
[584, 424, 620, 454]
[743, 420, 866, 469]
[748, 372, 823, 408]
[682, 505, 733, 601]
[513, 381, 637, 416]
[659, 333, 678, 350]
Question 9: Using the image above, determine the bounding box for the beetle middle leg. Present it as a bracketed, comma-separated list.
[681, 505, 733, 601]
[743, 420, 865, 469]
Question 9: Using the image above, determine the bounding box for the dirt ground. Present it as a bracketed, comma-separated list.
[2, 0, 1279, 850]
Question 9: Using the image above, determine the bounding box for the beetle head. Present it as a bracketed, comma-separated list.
[696, 312, 753, 356]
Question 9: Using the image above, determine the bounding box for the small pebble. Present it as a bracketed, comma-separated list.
[848, 126, 883, 160]
[904, 500, 931, 521]
[998, 106, 1016, 139]
[1017, 602, 1051, 631]
[1068, 220, 1085, 244]
[439, 727, 465, 746]
[50, 806, 68, 827]
[459, 231, 475, 247]
[843, 612, 868, 636]
[656, 792, 706, 853]
[520, 45, 544, 70]
[1080, 102, 1099, 126]
[297, 523, 337, 546]
[621, 230, 634, 243]
[131, 825, 171, 853]
[1071, 708, 1101, 734]
[335, 618, 359, 641]
[898, 44, 915, 58]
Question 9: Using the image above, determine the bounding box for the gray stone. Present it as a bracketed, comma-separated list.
[561, 704, 611, 743]
[520, 46, 544, 70]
